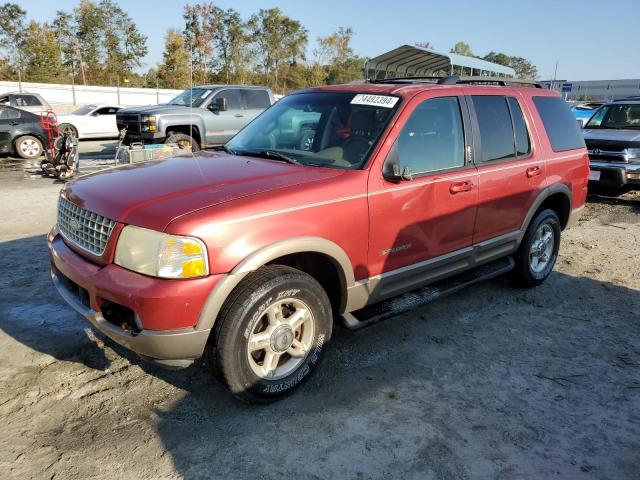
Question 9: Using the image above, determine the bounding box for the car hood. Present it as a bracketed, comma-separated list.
[583, 128, 640, 143]
[63, 152, 344, 231]
[117, 104, 191, 115]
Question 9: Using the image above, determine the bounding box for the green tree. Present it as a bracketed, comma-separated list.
[23, 21, 65, 83]
[248, 8, 308, 92]
[451, 41, 474, 57]
[157, 29, 190, 89]
[216, 8, 252, 84]
[0, 56, 14, 80]
[483, 51, 538, 78]
[315, 27, 363, 85]
[0, 3, 27, 84]
[183, 2, 220, 85]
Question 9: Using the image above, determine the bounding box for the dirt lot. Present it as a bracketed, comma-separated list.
[0, 168, 638, 480]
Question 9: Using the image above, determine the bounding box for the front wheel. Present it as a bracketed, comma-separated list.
[14, 135, 44, 159]
[207, 265, 332, 403]
[165, 133, 200, 151]
[513, 209, 561, 288]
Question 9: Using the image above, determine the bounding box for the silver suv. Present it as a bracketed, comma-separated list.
[116, 85, 275, 150]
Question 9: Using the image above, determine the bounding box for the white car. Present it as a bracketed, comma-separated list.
[57, 104, 123, 140]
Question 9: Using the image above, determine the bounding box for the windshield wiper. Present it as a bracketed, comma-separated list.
[212, 145, 238, 155]
[242, 150, 300, 164]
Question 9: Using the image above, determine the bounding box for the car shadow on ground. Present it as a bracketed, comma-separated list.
[1, 234, 639, 478]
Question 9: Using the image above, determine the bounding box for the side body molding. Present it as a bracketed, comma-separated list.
[195, 237, 356, 331]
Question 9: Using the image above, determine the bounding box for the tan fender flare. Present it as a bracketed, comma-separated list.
[195, 237, 355, 331]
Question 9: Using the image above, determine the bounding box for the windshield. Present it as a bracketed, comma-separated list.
[586, 104, 640, 129]
[168, 88, 214, 107]
[226, 92, 400, 169]
[73, 105, 96, 115]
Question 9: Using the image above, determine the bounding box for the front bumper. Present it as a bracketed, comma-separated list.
[589, 161, 640, 188]
[48, 230, 222, 364]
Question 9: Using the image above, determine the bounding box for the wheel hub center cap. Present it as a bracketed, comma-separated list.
[270, 325, 294, 353]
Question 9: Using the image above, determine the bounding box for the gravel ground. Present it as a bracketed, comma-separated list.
[0, 168, 638, 480]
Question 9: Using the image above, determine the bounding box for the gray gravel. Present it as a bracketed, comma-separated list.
[0, 169, 638, 480]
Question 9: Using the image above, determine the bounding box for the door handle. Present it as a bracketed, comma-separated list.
[234, 114, 244, 118]
[449, 181, 474, 194]
[526, 166, 542, 178]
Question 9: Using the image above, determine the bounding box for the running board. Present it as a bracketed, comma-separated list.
[342, 256, 515, 330]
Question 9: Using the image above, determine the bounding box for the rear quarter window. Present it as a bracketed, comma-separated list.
[533, 96, 585, 152]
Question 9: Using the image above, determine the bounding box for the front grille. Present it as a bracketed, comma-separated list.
[117, 114, 141, 134]
[57, 196, 116, 256]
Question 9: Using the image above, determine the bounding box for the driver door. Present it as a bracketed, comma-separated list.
[367, 93, 478, 297]
[204, 89, 246, 146]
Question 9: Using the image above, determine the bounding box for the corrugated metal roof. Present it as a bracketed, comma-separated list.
[365, 45, 515, 79]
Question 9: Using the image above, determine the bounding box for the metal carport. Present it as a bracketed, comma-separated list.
[365, 45, 516, 80]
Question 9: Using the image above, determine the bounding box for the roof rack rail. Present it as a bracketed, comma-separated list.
[370, 75, 542, 88]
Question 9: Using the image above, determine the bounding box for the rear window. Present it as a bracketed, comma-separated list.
[14, 94, 42, 107]
[533, 96, 585, 152]
[244, 89, 271, 109]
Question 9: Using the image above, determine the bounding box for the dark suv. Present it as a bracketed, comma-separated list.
[0, 105, 47, 159]
[583, 101, 640, 189]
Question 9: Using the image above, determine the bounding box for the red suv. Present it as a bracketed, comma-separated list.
[48, 77, 589, 402]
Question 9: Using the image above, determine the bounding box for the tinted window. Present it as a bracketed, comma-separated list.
[215, 89, 243, 110]
[244, 90, 271, 109]
[472, 96, 515, 162]
[94, 107, 119, 115]
[533, 96, 585, 151]
[0, 107, 20, 120]
[397, 97, 465, 174]
[14, 94, 42, 107]
[507, 97, 531, 156]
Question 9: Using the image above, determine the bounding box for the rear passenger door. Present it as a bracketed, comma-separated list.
[205, 88, 246, 146]
[468, 95, 544, 244]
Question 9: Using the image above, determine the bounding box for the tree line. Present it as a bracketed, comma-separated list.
[0, 1, 539, 94]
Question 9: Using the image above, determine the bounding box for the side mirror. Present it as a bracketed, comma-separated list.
[577, 120, 584, 129]
[211, 97, 227, 112]
[382, 142, 413, 182]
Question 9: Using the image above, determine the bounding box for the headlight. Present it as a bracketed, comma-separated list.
[625, 148, 640, 162]
[114, 225, 208, 279]
[142, 115, 156, 123]
[141, 124, 157, 132]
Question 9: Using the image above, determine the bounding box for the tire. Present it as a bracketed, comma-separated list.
[165, 133, 200, 151]
[14, 135, 44, 159]
[59, 124, 78, 138]
[206, 265, 332, 403]
[512, 209, 561, 288]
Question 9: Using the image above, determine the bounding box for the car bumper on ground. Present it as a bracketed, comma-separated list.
[48, 231, 222, 367]
[589, 161, 640, 188]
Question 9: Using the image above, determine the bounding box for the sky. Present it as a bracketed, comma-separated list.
[16, 0, 640, 81]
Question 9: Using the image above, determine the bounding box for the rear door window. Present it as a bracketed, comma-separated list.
[397, 96, 465, 174]
[214, 89, 244, 110]
[532, 96, 585, 151]
[472, 96, 515, 162]
[244, 89, 271, 109]
[0, 107, 20, 120]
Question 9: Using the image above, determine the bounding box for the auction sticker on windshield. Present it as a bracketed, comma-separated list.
[351, 94, 399, 108]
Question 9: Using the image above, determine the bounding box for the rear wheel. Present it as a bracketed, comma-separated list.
[14, 135, 43, 159]
[513, 209, 561, 288]
[165, 133, 200, 151]
[206, 265, 332, 403]
[59, 123, 78, 138]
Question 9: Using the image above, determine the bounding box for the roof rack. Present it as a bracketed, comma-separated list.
[370, 75, 543, 88]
